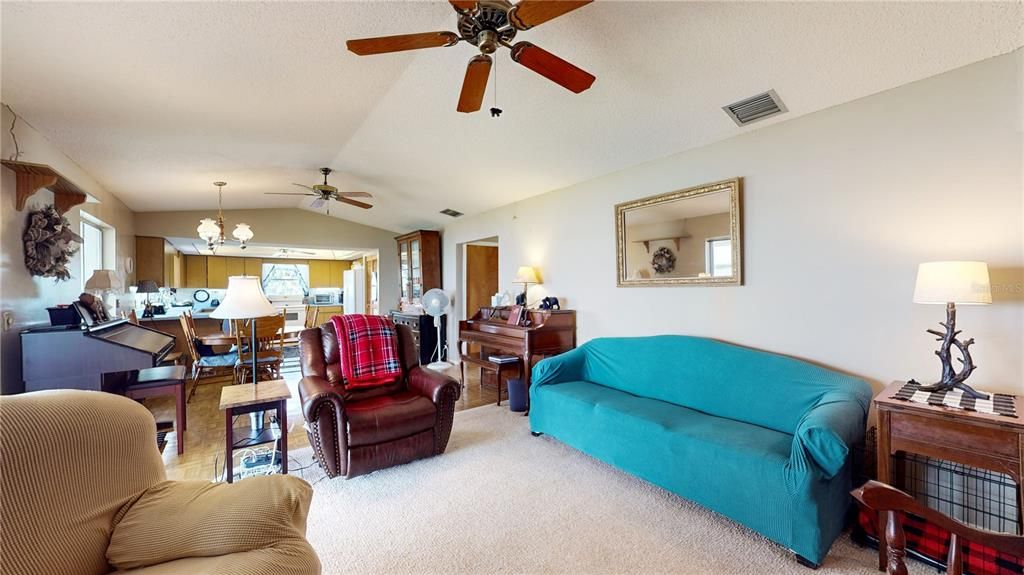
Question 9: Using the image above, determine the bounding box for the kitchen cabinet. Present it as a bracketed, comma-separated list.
[184, 255, 208, 288]
[330, 260, 350, 286]
[225, 257, 245, 280]
[135, 236, 181, 288]
[206, 256, 227, 289]
[309, 260, 331, 288]
[244, 257, 263, 278]
[396, 230, 441, 305]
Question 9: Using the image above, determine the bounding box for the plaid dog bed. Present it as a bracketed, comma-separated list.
[858, 506, 1023, 574]
[332, 314, 402, 389]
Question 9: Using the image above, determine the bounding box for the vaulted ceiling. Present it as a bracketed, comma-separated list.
[3, 1, 1021, 233]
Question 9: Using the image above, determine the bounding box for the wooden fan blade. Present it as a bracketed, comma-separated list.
[346, 31, 459, 56]
[336, 191, 373, 198]
[266, 192, 316, 196]
[310, 198, 326, 209]
[292, 183, 316, 191]
[449, 0, 476, 13]
[508, 0, 591, 30]
[457, 55, 492, 113]
[510, 42, 595, 93]
[336, 197, 373, 210]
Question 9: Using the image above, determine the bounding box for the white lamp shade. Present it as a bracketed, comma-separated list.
[514, 266, 540, 284]
[197, 218, 220, 242]
[210, 276, 277, 319]
[913, 261, 992, 305]
[85, 269, 123, 290]
[232, 223, 253, 242]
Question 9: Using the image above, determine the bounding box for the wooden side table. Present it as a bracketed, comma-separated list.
[873, 381, 1024, 569]
[102, 365, 187, 455]
[219, 379, 291, 483]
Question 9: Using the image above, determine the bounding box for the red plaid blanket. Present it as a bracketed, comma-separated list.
[331, 314, 402, 389]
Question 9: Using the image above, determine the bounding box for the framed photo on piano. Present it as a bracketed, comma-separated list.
[507, 305, 525, 327]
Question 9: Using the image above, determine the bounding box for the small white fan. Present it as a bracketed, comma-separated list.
[421, 288, 451, 371]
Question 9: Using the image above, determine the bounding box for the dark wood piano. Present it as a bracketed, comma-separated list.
[458, 307, 576, 408]
[21, 318, 176, 393]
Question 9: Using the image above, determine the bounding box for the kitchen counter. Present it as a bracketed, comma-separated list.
[139, 307, 218, 321]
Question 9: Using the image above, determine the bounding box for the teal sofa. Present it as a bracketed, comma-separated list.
[529, 335, 872, 566]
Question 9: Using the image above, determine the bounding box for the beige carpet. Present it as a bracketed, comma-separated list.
[290, 405, 928, 575]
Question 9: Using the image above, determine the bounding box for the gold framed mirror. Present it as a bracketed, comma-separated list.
[616, 178, 742, 287]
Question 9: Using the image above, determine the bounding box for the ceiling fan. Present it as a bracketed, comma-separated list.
[272, 248, 317, 258]
[265, 167, 373, 213]
[346, 0, 595, 113]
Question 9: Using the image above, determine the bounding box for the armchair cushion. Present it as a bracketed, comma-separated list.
[107, 475, 317, 572]
[346, 391, 437, 447]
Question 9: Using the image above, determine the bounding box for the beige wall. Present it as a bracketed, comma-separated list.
[1, 105, 136, 393]
[442, 50, 1024, 395]
[134, 209, 401, 316]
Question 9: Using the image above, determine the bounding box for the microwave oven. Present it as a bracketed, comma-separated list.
[314, 293, 334, 304]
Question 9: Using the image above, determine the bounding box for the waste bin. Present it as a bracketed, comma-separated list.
[507, 378, 527, 412]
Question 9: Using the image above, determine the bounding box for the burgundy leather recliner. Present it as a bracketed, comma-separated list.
[298, 321, 461, 479]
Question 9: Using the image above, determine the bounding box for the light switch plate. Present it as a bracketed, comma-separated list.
[2, 312, 14, 331]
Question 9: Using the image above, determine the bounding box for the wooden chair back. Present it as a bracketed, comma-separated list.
[234, 313, 286, 360]
[304, 305, 318, 329]
[853, 480, 1024, 575]
[178, 314, 200, 363]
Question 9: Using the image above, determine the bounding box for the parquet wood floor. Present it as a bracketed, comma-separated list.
[145, 357, 505, 481]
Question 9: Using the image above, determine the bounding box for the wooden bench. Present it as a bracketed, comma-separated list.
[460, 351, 522, 406]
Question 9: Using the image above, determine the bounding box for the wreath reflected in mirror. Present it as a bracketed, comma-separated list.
[651, 246, 676, 275]
[24, 204, 82, 281]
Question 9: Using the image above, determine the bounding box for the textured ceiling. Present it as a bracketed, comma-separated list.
[2, 2, 1021, 233]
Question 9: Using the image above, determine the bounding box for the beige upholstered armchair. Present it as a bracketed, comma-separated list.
[0, 390, 320, 575]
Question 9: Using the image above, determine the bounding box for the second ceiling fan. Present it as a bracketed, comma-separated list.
[265, 168, 373, 214]
[346, 0, 595, 113]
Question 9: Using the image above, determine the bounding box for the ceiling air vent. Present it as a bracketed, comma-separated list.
[722, 89, 787, 126]
[440, 208, 463, 218]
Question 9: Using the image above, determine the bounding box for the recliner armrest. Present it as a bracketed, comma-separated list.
[299, 374, 344, 422]
[408, 365, 461, 404]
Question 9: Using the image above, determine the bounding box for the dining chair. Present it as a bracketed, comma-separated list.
[234, 312, 286, 384]
[179, 312, 238, 402]
[853, 480, 1024, 575]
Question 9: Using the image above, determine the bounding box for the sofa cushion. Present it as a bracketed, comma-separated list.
[346, 391, 436, 447]
[567, 335, 871, 436]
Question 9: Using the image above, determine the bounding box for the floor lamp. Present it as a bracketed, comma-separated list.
[211, 275, 276, 387]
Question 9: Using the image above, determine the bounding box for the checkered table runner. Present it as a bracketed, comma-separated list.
[893, 381, 1017, 418]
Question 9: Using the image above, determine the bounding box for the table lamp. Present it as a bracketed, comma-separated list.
[211, 275, 276, 387]
[514, 266, 541, 307]
[136, 280, 160, 318]
[912, 261, 992, 399]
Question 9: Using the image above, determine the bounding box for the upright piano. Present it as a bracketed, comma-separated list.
[457, 307, 576, 406]
[21, 319, 176, 392]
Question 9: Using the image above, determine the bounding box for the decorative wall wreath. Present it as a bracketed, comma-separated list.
[651, 246, 676, 274]
[23, 204, 81, 282]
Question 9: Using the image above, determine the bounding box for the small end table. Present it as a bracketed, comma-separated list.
[219, 379, 291, 483]
[102, 365, 187, 455]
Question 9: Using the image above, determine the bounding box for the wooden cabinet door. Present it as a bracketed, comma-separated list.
[244, 257, 263, 278]
[206, 256, 228, 289]
[225, 257, 245, 280]
[135, 236, 165, 285]
[184, 255, 208, 288]
[309, 260, 330, 288]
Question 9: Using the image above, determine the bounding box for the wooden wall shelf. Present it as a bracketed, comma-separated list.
[632, 234, 692, 253]
[1, 160, 88, 214]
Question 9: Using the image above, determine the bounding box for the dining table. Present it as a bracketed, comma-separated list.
[197, 324, 306, 346]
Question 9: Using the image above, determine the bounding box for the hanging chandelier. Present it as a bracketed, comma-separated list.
[197, 181, 253, 253]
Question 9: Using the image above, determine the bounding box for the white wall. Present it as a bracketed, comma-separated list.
[1, 105, 137, 393]
[443, 50, 1024, 395]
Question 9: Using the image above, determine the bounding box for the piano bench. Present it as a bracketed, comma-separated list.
[160, 351, 184, 366]
[101, 365, 187, 455]
[460, 353, 522, 406]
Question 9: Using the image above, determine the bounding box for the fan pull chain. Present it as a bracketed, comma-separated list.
[490, 56, 502, 118]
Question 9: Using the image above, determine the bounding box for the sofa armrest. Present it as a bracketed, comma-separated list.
[408, 365, 461, 405]
[107, 476, 318, 572]
[532, 347, 587, 388]
[794, 392, 868, 479]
